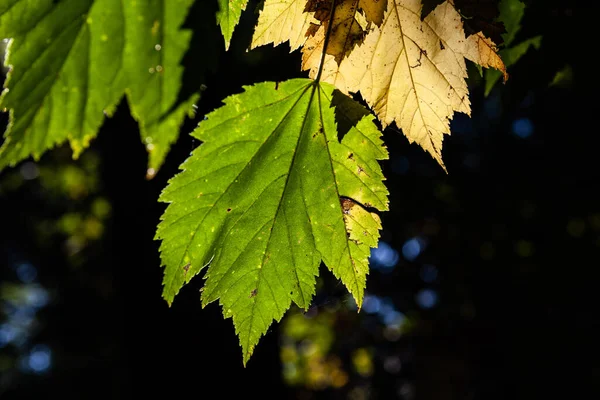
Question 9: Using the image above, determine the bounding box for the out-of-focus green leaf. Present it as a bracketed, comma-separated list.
[123, 0, 199, 177]
[549, 65, 573, 88]
[498, 0, 525, 45]
[485, 35, 541, 96]
[156, 79, 388, 364]
[484, 0, 542, 95]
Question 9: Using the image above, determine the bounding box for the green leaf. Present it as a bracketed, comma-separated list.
[0, 0, 199, 175]
[549, 65, 573, 88]
[483, 0, 542, 96]
[123, 0, 199, 177]
[216, 0, 249, 50]
[156, 78, 388, 364]
[498, 0, 526, 46]
[484, 36, 541, 96]
[0, 0, 124, 169]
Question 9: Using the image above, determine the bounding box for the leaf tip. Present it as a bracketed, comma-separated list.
[146, 167, 157, 180]
[242, 347, 254, 367]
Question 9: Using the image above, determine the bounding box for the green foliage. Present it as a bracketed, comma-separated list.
[0, 0, 537, 365]
[484, 0, 542, 95]
[123, 0, 199, 177]
[549, 65, 573, 88]
[217, 0, 249, 49]
[156, 79, 388, 364]
[0, 0, 198, 175]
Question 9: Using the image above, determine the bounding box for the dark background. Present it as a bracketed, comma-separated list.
[0, 1, 596, 399]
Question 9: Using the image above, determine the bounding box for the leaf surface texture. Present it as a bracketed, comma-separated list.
[252, 0, 507, 169]
[156, 79, 388, 364]
[0, 0, 199, 175]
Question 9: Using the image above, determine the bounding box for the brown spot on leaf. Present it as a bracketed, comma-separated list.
[306, 22, 321, 38]
[249, 289, 258, 298]
[341, 197, 356, 215]
[312, 126, 324, 139]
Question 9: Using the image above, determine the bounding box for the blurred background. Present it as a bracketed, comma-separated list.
[0, 1, 595, 399]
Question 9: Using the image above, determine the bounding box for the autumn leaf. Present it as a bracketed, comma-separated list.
[155, 79, 388, 364]
[452, 0, 506, 45]
[251, 0, 318, 51]
[253, 0, 386, 71]
[302, 0, 387, 67]
[251, 0, 506, 169]
[313, 0, 507, 169]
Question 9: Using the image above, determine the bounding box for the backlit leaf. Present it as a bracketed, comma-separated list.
[251, 0, 317, 51]
[0, 0, 199, 175]
[156, 78, 388, 364]
[217, 0, 249, 49]
[315, 0, 506, 169]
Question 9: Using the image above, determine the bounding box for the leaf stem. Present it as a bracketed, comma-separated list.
[314, 0, 338, 83]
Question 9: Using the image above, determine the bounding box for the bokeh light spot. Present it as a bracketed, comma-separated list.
[19, 344, 52, 374]
[415, 289, 438, 309]
[512, 117, 534, 138]
[515, 240, 534, 257]
[370, 242, 399, 271]
[402, 237, 426, 261]
[362, 294, 381, 314]
[16, 263, 37, 283]
[19, 162, 39, 180]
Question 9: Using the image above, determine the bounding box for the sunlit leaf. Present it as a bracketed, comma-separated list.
[0, 0, 199, 175]
[315, 0, 506, 169]
[216, 0, 249, 49]
[156, 79, 388, 364]
[251, 0, 317, 52]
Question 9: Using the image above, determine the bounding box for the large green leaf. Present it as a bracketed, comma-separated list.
[0, 0, 198, 175]
[156, 78, 388, 364]
[216, 0, 248, 49]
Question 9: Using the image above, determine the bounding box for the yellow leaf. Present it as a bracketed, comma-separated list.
[359, 0, 387, 26]
[302, 0, 387, 68]
[251, 0, 318, 51]
[254, 0, 385, 67]
[251, 0, 506, 169]
[302, 0, 365, 70]
[313, 0, 506, 169]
